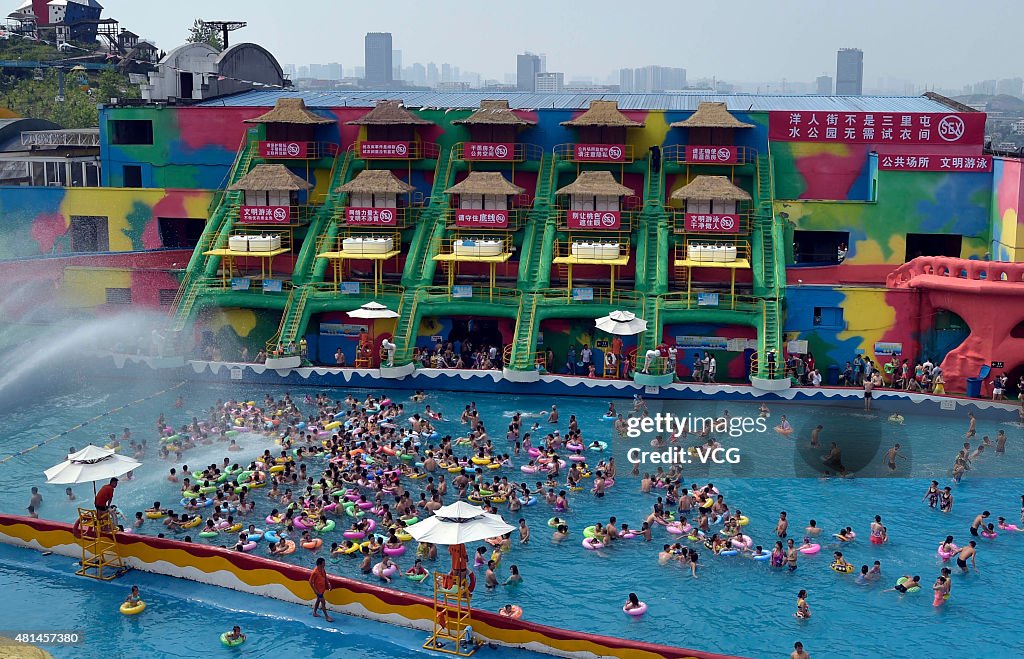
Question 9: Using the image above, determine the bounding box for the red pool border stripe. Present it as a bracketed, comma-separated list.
[0, 514, 745, 659]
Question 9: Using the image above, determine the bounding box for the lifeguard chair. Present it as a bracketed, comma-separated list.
[74, 507, 127, 580]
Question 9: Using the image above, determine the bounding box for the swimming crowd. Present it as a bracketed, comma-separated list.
[73, 389, 1019, 657]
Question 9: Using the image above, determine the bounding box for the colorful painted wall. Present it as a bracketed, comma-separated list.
[193, 306, 281, 359]
[662, 323, 757, 381]
[991, 157, 1024, 262]
[99, 103, 768, 193]
[783, 286, 924, 374]
[779, 162, 992, 285]
[0, 186, 213, 260]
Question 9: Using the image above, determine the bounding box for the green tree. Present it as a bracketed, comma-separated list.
[0, 68, 139, 128]
[187, 19, 223, 50]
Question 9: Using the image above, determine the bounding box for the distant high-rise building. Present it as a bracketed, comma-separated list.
[392, 50, 402, 81]
[327, 62, 342, 81]
[426, 62, 439, 87]
[297, 65, 310, 79]
[441, 63, 452, 83]
[517, 53, 541, 92]
[409, 62, 426, 86]
[815, 75, 833, 95]
[539, 53, 547, 73]
[364, 32, 393, 86]
[535, 72, 564, 93]
[836, 48, 863, 95]
[996, 77, 1023, 97]
[309, 63, 327, 79]
[626, 65, 687, 93]
[619, 68, 633, 93]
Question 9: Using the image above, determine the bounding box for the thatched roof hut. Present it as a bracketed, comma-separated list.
[229, 164, 312, 191]
[346, 100, 433, 126]
[670, 102, 753, 129]
[556, 171, 635, 196]
[244, 98, 335, 125]
[560, 100, 644, 127]
[336, 169, 415, 194]
[452, 100, 536, 126]
[670, 175, 751, 201]
[445, 172, 524, 196]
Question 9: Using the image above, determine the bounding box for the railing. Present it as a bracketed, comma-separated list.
[628, 352, 674, 376]
[352, 141, 440, 160]
[442, 208, 527, 232]
[669, 208, 753, 235]
[503, 344, 547, 369]
[886, 256, 1024, 287]
[257, 141, 341, 160]
[675, 239, 752, 265]
[394, 292, 420, 356]
[453, 142, 543, 163]
[553, 143, 635, 164]
[658, 291, 758, 311]
[232, 204, 319, 226]
[204, 277, 295, 293]
[553, 209, 636, 232]
[434, 235, 514, 259]
[536, 287, 643, 305]
[552, 236, 632, 260]
[334, 206, 420, 229]
[319, 230, 404, 254]
[420, 285, 521, 304]
[662, 145, 758, 166]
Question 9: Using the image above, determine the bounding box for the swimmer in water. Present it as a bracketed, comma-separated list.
[809, 425, 822, 448]
[884, 444, 906, 472]
[795, 589, 811, 619]
[965, 411, 976, 438]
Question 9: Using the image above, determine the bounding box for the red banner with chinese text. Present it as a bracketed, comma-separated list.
[566, 209, 621, 230]
[684, 213, 740, 233]
[573, 143, 627, 162]
[239, 206, 290, 223]
[345, 207, 398, 225]
[768, 112, 985, 146]
[455, 209, 509, 228]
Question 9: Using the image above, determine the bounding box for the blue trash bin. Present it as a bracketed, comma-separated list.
[827, 364, 840, 386]
[965, 377, 983, 398]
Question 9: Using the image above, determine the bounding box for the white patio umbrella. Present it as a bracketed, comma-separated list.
[595, 310, 648, 336]
[348, 301, 399, 319]
[44, 444, 141, 494]
[406, 501, 515, 545]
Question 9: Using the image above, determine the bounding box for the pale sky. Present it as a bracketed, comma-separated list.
[100, 0, 1021, 89]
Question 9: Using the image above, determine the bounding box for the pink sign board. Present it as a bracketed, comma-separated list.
[684, 213, 740, 233]
[566, 209, 621, 230]
[345, 207, 398, 225]
[239, 205, 290, 223]
[455, 209, 509, 228]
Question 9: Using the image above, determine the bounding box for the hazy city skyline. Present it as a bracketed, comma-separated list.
[101, 0, 1021, 91]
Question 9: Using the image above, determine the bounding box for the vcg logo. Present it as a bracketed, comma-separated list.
[937, 116, 965, 142]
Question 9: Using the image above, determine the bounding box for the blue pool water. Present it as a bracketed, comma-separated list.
[1, 377, 1023, 658]
[0, 542, 536, 659]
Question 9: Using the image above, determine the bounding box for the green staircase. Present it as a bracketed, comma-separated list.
[756, 299, 782, 379]
[390, 289, 422, 365]
[295, 149, 355, 286]
[507, 292, 541, 370]
[635, 155, 668, 295]
[517, 153, 556, 290]
[266, 285, 312, 352]
[754, 152, 784, 380]
[169, 140, 257, 330]
[401, 146, 455, 288]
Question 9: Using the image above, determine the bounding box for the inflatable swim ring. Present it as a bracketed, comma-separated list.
[120, 600, 146, 615]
